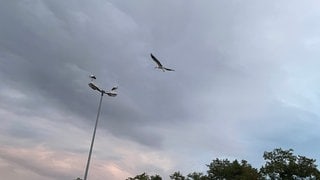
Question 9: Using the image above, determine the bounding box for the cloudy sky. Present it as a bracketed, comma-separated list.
[1, 0, 320, 179]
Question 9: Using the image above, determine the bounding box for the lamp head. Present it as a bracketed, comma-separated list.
[88, 82, 101, 92]
[105, 91, 117, 97]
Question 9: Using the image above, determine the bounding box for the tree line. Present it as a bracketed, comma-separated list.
[126, 148, 320, 180]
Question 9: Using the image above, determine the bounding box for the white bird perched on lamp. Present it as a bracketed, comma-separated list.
[105, 86, 118, 97]
[88, 75, 118, 97]
[90, 75, 96, 81]
[111, 86, 118, 91]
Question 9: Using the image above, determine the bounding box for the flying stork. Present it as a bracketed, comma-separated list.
[150, 53, 175, 72]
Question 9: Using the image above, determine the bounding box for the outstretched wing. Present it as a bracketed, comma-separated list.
[111, 86, 118, 91]
[164, 67, 175, 71]
[150, 53, 162, 67]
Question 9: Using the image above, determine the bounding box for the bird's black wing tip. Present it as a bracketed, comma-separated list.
[165, 68, 175, 71]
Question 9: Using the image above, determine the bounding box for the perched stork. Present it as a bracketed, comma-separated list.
[90, 75, 96, 81]
[105, 86, 118, 97]
[150, 53, 175, 72]
[88, 75, 118, 97]
[111, 86, 118, 91]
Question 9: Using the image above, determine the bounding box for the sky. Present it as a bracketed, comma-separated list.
[1, 0, 320, 179]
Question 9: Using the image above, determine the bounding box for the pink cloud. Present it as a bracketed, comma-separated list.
[0, 145, 133, 180]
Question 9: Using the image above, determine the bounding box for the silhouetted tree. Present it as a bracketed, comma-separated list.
[126, 172, 150, 180]
[207, 159, 260, 179]
[128, 148, 320, 180]
[260, 148, 320, 179]
[127, 172, 162, 180]
[187, 172, 207, 180]
[170, 171, 186, 180]
[151, 174, 162, 180]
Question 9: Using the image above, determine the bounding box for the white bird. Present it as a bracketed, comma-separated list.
[150, 53, 175, 72]
[111, 86, 118, 91]
[105, 86, 118, 97]
[90, 75, 96, 81]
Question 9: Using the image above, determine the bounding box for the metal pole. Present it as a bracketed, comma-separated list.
[84, 92, 104, 180]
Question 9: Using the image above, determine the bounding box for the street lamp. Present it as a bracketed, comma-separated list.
[84, 77, 118, 180]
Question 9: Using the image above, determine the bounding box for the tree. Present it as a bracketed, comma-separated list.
[126, 172, 150, 180]
[260, 148, 320, 179]
[126, 173, 162, 180]
[151, 174, 163, 180]
[170, 171, 186, 180]
[207, 159, 260, 179]
[187, 172, 207, 180]
[128, 148, 320, 180]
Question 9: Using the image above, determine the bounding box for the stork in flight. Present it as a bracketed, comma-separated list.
[150, 53, 175, 72]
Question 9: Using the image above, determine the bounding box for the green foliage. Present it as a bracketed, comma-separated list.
[207, 159, 260, 179]
[126, 172, 162, 180]
[170, 171, 186, 180]
[187, 172, 207, 180]
[151, 174, 163, 180]
[126, 172, 150, 180]
[260, 148, 320, 179]
[128, 148, 320, 180]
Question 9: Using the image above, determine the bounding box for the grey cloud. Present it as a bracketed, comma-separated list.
[1, 0, 320, 179]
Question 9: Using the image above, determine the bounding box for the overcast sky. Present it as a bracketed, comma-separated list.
[1, 0, 320, 179]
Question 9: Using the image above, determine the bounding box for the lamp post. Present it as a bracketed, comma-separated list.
[84, 79, 117, 180]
